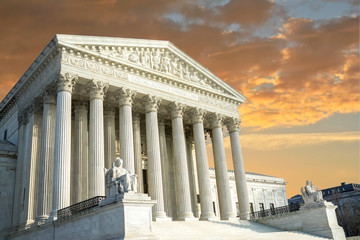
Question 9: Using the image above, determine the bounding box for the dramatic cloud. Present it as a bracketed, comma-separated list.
[0, 0, 358, 198]
[0, 0, 358, 131]
[234, 131, 360, 151]
[238, 16, 360, 129]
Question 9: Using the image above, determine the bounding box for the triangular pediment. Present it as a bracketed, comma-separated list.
[56, 34, 246, 102]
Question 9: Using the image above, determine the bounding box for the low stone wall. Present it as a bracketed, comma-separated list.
[256, 211, 302, 231]
[254, 201, 346, 240]
[7, 193, 156, 240]
[347, 236, 360, 240]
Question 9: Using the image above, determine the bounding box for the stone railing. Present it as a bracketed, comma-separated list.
[250, 203, 300, 220]
[57, 196, 105, 221]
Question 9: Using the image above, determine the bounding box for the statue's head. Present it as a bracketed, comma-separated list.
[306, 180, 310, 185]
[114, 158, 123, 168]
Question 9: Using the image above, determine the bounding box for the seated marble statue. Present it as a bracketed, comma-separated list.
[105, 158, 137, 197]
[301, 180, 324, 204]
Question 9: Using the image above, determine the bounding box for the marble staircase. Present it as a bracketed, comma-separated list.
[152, 219, 330, 240]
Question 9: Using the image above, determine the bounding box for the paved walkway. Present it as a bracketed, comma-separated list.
[152, 219, 330, 240]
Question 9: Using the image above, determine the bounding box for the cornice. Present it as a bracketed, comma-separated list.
[0, 37, 61, 120]
[56, 34, 246, 102]
[58, 42, 243, 104]
[60, 47, 240, 113]
[0, 35, 245, 121]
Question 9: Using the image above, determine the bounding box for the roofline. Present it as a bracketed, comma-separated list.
[56, 34, 246, 102]
[0, 35, 59, 113]
[0, 34, 247, 117]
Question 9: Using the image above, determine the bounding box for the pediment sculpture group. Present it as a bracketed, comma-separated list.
[105, 158, 137, 198]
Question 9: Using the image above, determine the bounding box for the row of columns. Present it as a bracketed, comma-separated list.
[13, 72, 250, 228]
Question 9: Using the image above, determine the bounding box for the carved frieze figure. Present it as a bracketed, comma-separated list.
[161, 52, 171, 73]
[129, 51, 140, 64]
[141, 51, 151, 68]
[171, 57, 181, 77]
[301, 180, 324, 204]
[105, 158, 138, 197]
[152, 50, 161, 71]
[182, 65, 190, 80]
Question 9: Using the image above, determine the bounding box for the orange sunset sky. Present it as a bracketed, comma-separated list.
[0, 0, 359, 197]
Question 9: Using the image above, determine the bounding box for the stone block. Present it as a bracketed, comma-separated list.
[8, 193, 157, 240]
[300, 201, 346, 240]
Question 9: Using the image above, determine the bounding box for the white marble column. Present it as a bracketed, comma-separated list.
[73, 101, 89, 202]
[210, 113, 236, 220]
[36, 91, 56, 224]
[88, 80, 108, 198]
[190, 108, 216, 220]
[12, 112, 27, 227]
[104, 107, 116, 169]
[226, 118, 250, 220]
[159, 120, 172, 218]
[143, 95, 168, 220]
[166, 131, 177, 219]
[19, 103, 42, 227]
[186, 136, 199, 218]
[50, 72, 77, 220]
[133, 113, 143, 193]
[170, 102, 195, 221]
[117, 87, 136, 174]
[70, 115, 75, 205]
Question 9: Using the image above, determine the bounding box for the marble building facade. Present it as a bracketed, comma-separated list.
[0, 35, 252, 236]
[208, 169, 288, 217]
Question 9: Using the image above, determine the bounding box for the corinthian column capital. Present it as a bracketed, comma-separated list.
[116, 87, 137, 107]
[169, 102, 186, 119]
[190, 107, 206, 124]
[209, 113, 224, 129]
[142, 95, 162, 113]
[43, 89, 56, 105]
[226, 117, 241, 133]
[87, 79, 109, 100]
[56, 72, 78, 93]
[18, 110, 29, 126]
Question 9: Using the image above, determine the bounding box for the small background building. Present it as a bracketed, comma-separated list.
[209, 168, 288, 217]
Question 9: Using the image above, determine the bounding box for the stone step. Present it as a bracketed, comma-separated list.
[152, 219, 330, 240]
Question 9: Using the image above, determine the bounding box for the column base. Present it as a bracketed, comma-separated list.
[199, 213, 217, 221]
[152, 211, 170, 221]
[48, 210, 58, 221]
[18, 220, 35, 230]
[35, 215, 49, 225]
[220, 212, 237, 220]
[176, 212, 198, 221]
[153, 216, 172, 221]
[176, 217, 199, 221]
[239, 212, 250, 220]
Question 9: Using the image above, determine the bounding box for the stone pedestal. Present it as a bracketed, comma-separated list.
[98, 193, 158, 239]
[300, 201, 346, 240]
[8, 193, 157, 240]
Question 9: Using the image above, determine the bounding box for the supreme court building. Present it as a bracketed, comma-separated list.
[0, 35, 251, 238]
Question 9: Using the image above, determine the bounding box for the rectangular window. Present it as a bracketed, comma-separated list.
[259, 203, 264, 212]
[213, 202, 217, 216]
[270, 203, 275, 215]
[249, 203, 254, 214]
[3, 129, 7, 140]
[270, 203, 274, 210]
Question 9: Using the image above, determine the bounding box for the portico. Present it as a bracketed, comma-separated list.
[1, 35, 251, 230]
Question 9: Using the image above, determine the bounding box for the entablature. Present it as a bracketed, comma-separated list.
[0, 35, 247, 122]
